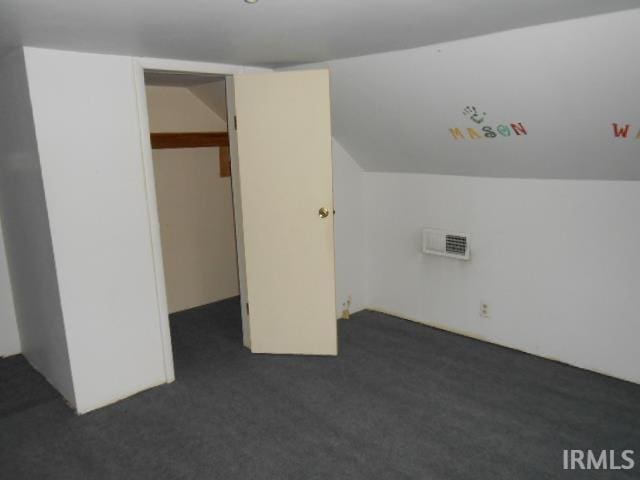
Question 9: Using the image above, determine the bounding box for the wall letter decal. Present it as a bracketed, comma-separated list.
[497, 125, 511, 137]
[467, 128, 482, 139]
[612, 123, 630, 138]
[482, 127, 497, 138]
[449, 128, 465, 140]
[452, 107, 529, 141]
[463, 106, 486, 124]
[510, 123, 528, 136]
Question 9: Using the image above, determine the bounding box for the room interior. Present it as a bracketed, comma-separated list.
[1, 2, 639, 478]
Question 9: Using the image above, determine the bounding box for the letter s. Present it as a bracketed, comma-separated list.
[482, 126, 497, 138]
[621, 450, 635, 470]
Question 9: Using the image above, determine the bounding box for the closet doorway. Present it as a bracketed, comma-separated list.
[143, 71, 239, 319]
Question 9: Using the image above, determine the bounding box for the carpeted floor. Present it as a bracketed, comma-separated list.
[1, 297, 639, 479]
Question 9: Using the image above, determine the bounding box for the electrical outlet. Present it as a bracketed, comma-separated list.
[480, 303, 490, 318]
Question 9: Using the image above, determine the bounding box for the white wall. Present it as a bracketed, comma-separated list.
[146, 85, 239, 313]
[0, 48, 75, 403]
[332, 140, 365, 316]
[0, 216, 20, 357]
[365, 173, 640, 384]
[303, 10, 640, 384]
[23, 47, 168, 413]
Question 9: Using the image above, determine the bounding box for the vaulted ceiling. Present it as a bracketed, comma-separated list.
[317, 9, 640, 180]
[0, 0, 638, 67]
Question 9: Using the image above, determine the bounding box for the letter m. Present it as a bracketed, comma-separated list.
[613, 123, 630, 138]
[449, 128, 465, 140]
[587, 451, 607, 470]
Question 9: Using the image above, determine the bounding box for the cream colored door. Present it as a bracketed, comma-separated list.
[228, 70, 337, 355]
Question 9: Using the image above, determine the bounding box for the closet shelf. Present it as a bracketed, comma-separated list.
[150, 132, 229, 149]
[150, 132, 231, 178]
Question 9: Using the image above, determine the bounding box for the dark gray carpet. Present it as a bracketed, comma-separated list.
[1, 297, 639, 479]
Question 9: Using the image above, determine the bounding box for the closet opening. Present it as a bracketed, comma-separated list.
[143, 70, 242, 367]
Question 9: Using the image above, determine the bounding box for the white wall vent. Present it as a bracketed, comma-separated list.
[422, 228, 470, 260]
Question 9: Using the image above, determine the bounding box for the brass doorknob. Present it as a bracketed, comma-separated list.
[318, 207, 329, 218]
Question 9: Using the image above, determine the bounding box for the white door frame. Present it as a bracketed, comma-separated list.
[132, 57, 268, 383]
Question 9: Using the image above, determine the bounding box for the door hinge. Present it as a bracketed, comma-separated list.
[245, 302, 250, 316]
[234, 115, 238, 131]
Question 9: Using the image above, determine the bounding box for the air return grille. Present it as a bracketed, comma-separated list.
[446, 235, 467, 256]
[422, 229, 470, 260]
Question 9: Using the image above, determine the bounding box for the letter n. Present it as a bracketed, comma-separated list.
[511, 123, 528, 136]
[613, 123, 630, 138]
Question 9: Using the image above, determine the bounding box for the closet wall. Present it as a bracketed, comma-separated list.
[146, 84, 239, 313]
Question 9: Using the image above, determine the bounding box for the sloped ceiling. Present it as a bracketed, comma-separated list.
[189, 80, 228, 122]
[145, 85, 227, 132]
[0, 0, 638, 67]
[144, 72, 228, 123]
[319, 10, 640, 180]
